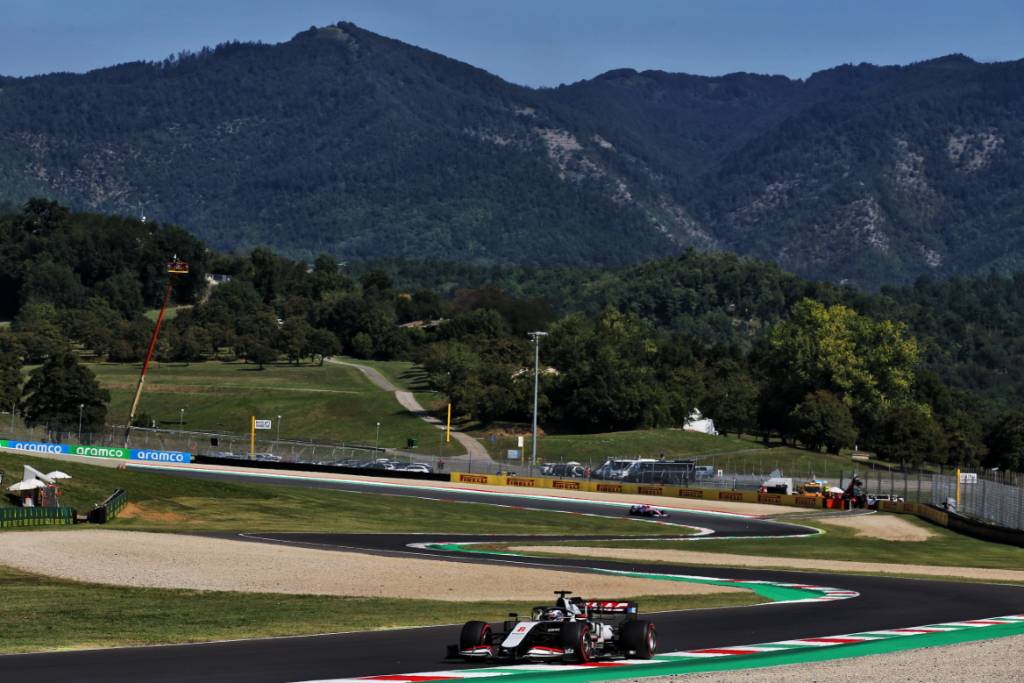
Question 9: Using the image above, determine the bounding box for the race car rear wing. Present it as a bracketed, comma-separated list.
[584, 600, 638, 615]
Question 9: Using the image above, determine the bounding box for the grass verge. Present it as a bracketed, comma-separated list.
[0, 562, 762, 654]
[486, 515, 1024, 572]
[0, 451, 695, 535]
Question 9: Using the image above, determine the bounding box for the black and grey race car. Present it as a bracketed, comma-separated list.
[449, 591, 657, 663]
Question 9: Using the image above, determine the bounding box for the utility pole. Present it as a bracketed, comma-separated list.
[528, 331, 548, 476]
[77, 403, 85, 442]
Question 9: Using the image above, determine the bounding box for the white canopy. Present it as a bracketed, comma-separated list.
[23, 464, 54, 484]
[8, 478, 48, 492]
[828, 486, 845, 494]
[45, 471, 72, 480]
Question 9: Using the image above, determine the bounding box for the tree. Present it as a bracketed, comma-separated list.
[983, 412, 1024, 472]
[277, 318, 313, 365]
[873, 405, 947, 468]
[240, 337, 277, 370]
[168, 328, 207, 365]
[307, 328, 341, 366]
[700, 358, 759, 437]
[762, 299, 921, 436]
[790, 390, 857, 454]
[0, 352, 21, 414]
[20, 352, 110, 435]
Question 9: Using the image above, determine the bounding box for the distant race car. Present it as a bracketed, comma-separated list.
[629, 504, 670, 518]
[450, 591, 656, 663]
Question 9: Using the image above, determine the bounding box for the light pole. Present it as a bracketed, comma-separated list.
[9, 400, 14, 432]
[375, 421, 381, 452]
[276, 415, 282, 443]
[77, 403, 85, 442]
[528, 331, 548, 476]
[179, 408, 185, 430]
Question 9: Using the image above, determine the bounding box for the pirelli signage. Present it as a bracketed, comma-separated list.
[794, 496, 822, 508]
[717, 491, 744, 502]
[638, 486, 663, 496]
[678, 488, 705, 499]
[552, 480, 581, 490]
[757, 493, 782, 505]
[596, 483, 623, 493]
[456, 473, 489, 484]
[508, 477, 538, 487]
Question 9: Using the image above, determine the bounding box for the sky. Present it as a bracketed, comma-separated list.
[1, 0, 1022, 86]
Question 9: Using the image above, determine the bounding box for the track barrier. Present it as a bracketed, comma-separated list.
[88, 488, 128, 524]
[0, 506, 75, 529]
[0, 439, 191, 463]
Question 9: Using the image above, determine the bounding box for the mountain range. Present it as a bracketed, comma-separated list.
[1, 22, 1022, 288]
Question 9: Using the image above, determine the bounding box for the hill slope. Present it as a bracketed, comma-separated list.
[1, 23, 1022, 287]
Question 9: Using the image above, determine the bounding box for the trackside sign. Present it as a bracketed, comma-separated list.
[1, 440, 191, 464]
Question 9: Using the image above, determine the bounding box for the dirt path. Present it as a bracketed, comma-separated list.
[327, 358, 494, 465]
[0, 530, 740, 601]
[508, 545, 1024, 582]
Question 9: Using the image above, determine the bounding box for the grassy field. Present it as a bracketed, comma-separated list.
[143, 305, 191, 322]
[89, 360, 463, 454]
[501, 515, 1024, 572]
[0, 451, 694, 535]
[0, 563, 760, 654]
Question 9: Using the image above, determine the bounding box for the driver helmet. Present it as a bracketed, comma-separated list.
[543, 608, 565, 621]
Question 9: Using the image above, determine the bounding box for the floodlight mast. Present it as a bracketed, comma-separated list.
[123, 257, 189, 447]
[528, 331, 548, 476]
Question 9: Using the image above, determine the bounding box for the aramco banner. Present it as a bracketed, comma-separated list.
[0, 440, 191, 464]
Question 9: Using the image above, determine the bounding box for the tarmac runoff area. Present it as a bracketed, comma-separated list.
[626, 633, 1024, 682]
[0, 529, 742, 601]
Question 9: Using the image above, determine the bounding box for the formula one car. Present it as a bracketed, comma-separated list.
[449, 591, 657, 663]
[629, 503, 669, 518]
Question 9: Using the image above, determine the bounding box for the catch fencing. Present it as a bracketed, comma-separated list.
[932, 469, 1024, 532]
[0, 506, 75, 529]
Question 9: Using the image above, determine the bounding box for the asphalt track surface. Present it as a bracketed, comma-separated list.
[6, 468, 1024, 682]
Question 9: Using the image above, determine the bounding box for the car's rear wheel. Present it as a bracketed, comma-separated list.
[621, 620, 656, 659]
[459, 621, 492, 660]
[560, 621, 593, 663]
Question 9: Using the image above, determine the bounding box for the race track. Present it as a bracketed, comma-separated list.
[4, 467, 1024, 682]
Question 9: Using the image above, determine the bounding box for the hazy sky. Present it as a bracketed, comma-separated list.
[2, 0, 1021, 86]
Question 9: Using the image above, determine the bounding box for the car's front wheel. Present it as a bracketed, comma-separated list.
[459, 620, 492, 660]
[621, 620, 656, 659]
[560, 621, 593, 663]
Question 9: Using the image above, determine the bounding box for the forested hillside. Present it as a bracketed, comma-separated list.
[0, 23, 1022, 287]
[4, 201, 1024, 473]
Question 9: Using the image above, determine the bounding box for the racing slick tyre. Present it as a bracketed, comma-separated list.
[459, 621, 492, 660]
[560, 621, 593, 663]
[621, 620, 656, 659]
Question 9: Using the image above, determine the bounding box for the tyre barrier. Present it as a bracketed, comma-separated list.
[0, 506, 75, 529]
[88, 488, 128, 524]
